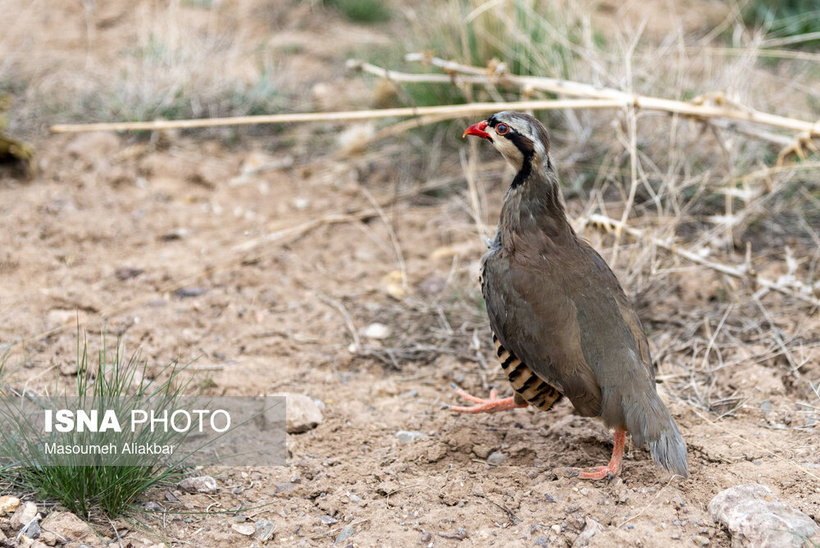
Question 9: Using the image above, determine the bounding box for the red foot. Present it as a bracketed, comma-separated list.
[570, 429, 626, 480]
[448, 385, 528, 414]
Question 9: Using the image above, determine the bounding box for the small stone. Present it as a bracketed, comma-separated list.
[21, 519, 41, 539]
[255, 518, 276, 541]
[551, 524, 562, 534]
[178, 475, 218, 493]
[319, 515, 338, 525]
[40, 512, 94, 543]
[231, 522, 255, 536]
[10, 501, 38, 529]
[486, 451, 506, 465]
[273, 393, 324, 434]
[142, 502, 164, 512]
[535, 536, 549, 546]
[708, 483, 818, 548]
[275, 482, 295, 493]
[572, 518, 604, 548]
[472, 444, 495, 459]
[361, 322, 391, 340]
[691, 534, 710, 546]
[349, 494, 362, 503]
[0, 495, 21, 514]
[335, 524, 354, 543]
[420, 531, 432, 542]
[396, 430, 428, 443]
[174, 287, 208, 298]
[38, 531, 57, 546]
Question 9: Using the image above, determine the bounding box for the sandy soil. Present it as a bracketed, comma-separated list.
[1, 1, 818, 547]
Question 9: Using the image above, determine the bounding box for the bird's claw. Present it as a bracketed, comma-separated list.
[448, 385, 525, 414]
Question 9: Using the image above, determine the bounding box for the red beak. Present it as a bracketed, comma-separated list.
[462, 120, 491, 141]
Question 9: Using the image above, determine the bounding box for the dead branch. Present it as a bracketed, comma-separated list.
[401, 53, 820, 138]
[50, 99, 622, 134]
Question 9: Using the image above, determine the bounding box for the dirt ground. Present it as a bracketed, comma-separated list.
[1, 1, 818, 547]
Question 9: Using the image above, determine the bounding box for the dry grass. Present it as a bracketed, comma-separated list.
[0, 0, 285, 131]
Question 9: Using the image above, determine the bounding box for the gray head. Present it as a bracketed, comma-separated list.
[463, 111, 552, 183]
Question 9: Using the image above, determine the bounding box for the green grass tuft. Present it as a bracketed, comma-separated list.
[0, 334, 190, 520]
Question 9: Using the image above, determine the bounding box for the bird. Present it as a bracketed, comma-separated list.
[456, 111, 688, 479]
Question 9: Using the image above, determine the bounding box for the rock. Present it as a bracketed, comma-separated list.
[0, 495, 20, 514]
[335, 524, 354, 543]
[230, 522, 255, 536]
[708, 483, 819, 547]
[10, 501, 39, 529]
[486, 451, 507, 466]
[274, 482, 295, 493]
[361, 322, 391, 340]
[142, 501, 164, 512]
[21, 519, 40, 539]
[472, 444, 495, 459]
[255, 518, 276, 542]
[572, 518, 604, 547]
[38, 531, 58, 546]
[319, 515, 338, 525]
[396, 430, 428, 443]
[274, 393, 324, 434]
[40, 512, 94, 543]
[178, 475, 218, 494]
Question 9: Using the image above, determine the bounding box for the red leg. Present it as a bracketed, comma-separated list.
[448, 385, 528, 414]
[571, 429, 626, 480]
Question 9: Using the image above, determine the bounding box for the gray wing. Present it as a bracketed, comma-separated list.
[481, 236, 655, 423]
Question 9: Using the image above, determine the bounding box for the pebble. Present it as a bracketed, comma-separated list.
[40, 512, 94, 543]
[320, 515, 338, 525]
[0, 496, 21, 514]
[178, 475, 218, 493]
[572, 518, 604, 547]
[20, 519, 40, 539]
[335, 524, 354, 543]
[361, 322, 391, 340]
[10, 502, 38, 529]
[255, 518, 276, 541]
[274, 393, 324, 433]
[691, 534, 710, 546]
[396, 430, 428, 443]
[708, 483, 818, 547]
[486, 451, 507, 466]
[231, 522, 255, 536]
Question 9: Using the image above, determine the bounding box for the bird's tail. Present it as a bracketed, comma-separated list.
[623, 390, 689, 478]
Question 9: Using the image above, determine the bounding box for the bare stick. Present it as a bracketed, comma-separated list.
[50, 99, 623, 134]
[402, 53, 820, 137]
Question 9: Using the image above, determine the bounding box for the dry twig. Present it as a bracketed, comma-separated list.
[585, 214, 820, 307]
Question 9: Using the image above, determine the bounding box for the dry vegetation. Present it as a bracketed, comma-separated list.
[0, 0, 818, 546]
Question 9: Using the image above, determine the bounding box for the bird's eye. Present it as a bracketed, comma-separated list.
[496, 123, 510, 135]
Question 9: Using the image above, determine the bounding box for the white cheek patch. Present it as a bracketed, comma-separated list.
[494, 137, 524, 171]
